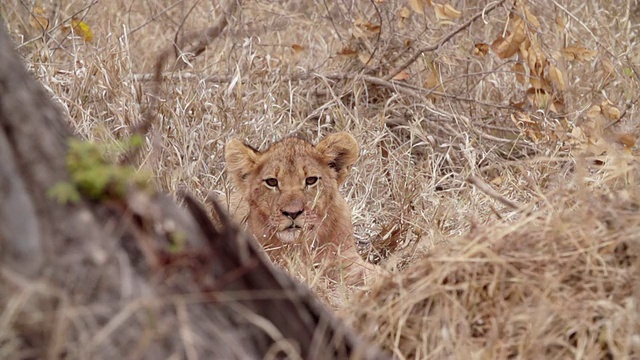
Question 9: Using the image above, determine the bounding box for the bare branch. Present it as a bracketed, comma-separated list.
[383, 0, 507, 81]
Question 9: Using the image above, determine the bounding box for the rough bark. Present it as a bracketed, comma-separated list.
[0, 24, 388, 359]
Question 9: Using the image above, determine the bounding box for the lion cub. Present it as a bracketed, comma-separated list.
[224, 132, 369, 286]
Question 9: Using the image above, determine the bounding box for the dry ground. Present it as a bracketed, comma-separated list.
[2, 0, 640, 358]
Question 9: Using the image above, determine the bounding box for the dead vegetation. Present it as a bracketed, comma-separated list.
[2, 0, 640, 358]
[348, 178, 640, 358]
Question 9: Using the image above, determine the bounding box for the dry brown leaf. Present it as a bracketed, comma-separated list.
[434, 3, 461, 20]
[523, 4, 539, 29]
[425, 71, 439, 89]
[526, 40, 546, 78]
[549, 65, 565, 91]
[425, 63, 442, 100]
[398, 6, 411, 18]
[491, 36, 518, 59]
[510, 100, 527, 109]
[553, 98, 565, 113]
[601, 101, 621, 121]
[425, 66, 440, 88]
[291, 44, 304, 53]
[473, 43, 489, 57]
[409, 0, 426, 14]
[512, 112, 535, 125]
[392, 70, 411, 81]
[518, 36, 531, 59]
[570, 126, 586, 144]
[587, 105, 602, 120]
[338, 47, 358, 56]
[561, 46, 598, 61]
[363, 23, 381, 33]
[528, 68, 547, 89]
[513, 63, 526, 84]
[355, 18, 381, 33]
[492, 18, 527, 59]
[510, 18, 528, 48]
[600, 58, 615, 80]
[613, 133, 636, 149]
[358, 52, 374, 67]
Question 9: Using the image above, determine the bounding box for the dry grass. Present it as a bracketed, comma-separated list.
[2, 0, 640, 358]
[348, 174, 640, 358]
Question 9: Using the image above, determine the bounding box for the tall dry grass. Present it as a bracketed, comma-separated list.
[2, 0, 640, 358]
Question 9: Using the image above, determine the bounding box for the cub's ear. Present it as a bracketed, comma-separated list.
[225, 139, 260, 189]
[315, 132, 359, 185]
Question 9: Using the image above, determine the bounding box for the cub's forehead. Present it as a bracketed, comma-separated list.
[258, 137, 325, 175]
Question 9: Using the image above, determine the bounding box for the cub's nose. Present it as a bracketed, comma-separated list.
[281, 208, 304, 220]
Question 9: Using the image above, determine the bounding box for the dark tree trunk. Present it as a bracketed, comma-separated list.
[0, 23, 387, 360]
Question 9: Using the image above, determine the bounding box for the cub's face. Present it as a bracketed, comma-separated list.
[225, 133, 359, 245]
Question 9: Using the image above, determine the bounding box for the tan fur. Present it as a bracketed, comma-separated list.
[224, 132, 369, 285]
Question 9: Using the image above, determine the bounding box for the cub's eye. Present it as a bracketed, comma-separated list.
[264, 178, 279, 188]
[305, 176, 319, 186]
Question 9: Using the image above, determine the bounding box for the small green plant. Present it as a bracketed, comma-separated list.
[48, 136, 151, 203]
[168, 231, 188, 254]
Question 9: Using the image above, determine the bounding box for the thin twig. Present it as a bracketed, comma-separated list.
[173, 0, 202, 59]
[127, 0, 185, 36]
[362, 0, 383, 68]
[174, 0, 240, 69]
[467, 175, 519, 210]
[383, 0, 507, 81]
